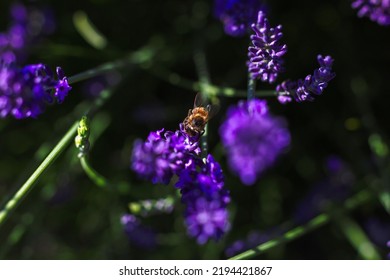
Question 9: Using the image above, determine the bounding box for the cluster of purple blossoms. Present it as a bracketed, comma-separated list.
[131, 124, 201, 184]
[248, 11, 287, 83]
[214, 0, 265, 36]
[275, 55, 336, 104]
[0, 63, 71, 119]
[177, 155, 230, 244]
[120, 214, 157, 250]
[0, 3, 55, 64]
[219, 98, 290, 185]
[352, 0, 390, 26]
[131, 124, 231, 243]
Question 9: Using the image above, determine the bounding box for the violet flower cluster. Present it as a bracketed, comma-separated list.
[248, 11, 287, 83]
[214, 0, 265, 36]
[219, 98, 290, 185]
[275, 55, 336, 104]
[0, 3, 55, 64]
[120, 214, 157, 250]
[352, 0, 390, 26]
[0, 63, 71, 119]
[131, 124, 230, 244]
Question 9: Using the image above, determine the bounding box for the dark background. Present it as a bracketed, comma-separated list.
[0, 0, 389, 259]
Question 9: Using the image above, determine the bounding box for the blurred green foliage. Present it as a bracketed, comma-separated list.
[0, 0, 389, 259]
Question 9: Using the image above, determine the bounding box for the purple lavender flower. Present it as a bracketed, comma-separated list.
[248, 11, 287, 83]
[1, 3, 56, 63]
[131, 124, 201, 184]
[131, 127, 231, 244]
[276, 55, 336, 104]
[293, 156, 355, 224]
[120, 214, 157, 250]
[219, 98, 290, 185]
[178, 155, 231, 244]
[214, 0, 265, 36]
[0, 63, 72, 119]
[352, 0, 390, 26]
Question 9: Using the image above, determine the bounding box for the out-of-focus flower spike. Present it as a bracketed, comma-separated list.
[352, 0, 390, 26]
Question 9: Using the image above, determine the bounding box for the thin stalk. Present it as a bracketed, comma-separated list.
[352, 77, 390, 214]
[80, 157, 111, 189]
[229, 190, 372, 260]
[67, 46, 156, 84]
[193, 44, 211, 158]
[0, 121, 79, 228]
[247, 74, 257, 101]
[146, 65, 275, 98]
[335, 213, 381, 259]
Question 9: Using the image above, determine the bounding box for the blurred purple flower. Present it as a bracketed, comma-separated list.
[352, 0, 390, 26]
[293, 156, 355, 224]
[0, 63, 71, 119]
[276, 55, 336, 104]
[178, 155, 230, 244]
[248, 11, 287, 83]
[364, 217, 390, 248]
[387, 240, 390, 259]
[219, 98, 290, 185]
[214, 0, 265, 36]
[131, 124, 201, 184]
[1, 3, 56, 63]
[120, 214, 157, 250]
[82, 71, 122, 99]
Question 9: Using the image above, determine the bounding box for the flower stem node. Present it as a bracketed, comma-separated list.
[75, 116, 90, 158]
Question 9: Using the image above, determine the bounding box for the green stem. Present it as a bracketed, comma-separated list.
[193, 44, 211, 158]
[145, 65, 275, 98]
[67, 46, 156, 84]
[229, 190, 372, 260]
[335, 213, 381, 259]
[247, 74, 257, 101]
[80, 157, 111, 189]
[0, 121, 78, 228]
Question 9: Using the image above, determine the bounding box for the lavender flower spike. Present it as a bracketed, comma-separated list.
[131, 124, 200, 184]
[276, 55, 336, 104]
[0, 63, 72, 119]
[120, 214, 157, 250]
[214, 0, 265, 37]
[178, 155, 231, 244]
[248, 11, 287, 83]
[219, 99, 290, 185]
[352, 0, 390, 26]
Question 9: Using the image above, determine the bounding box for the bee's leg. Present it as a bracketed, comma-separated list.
[187, 109, 192, 116]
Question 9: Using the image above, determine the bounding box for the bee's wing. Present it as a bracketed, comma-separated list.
[206, 103, 220, 120]
[194, 92, 205, 108]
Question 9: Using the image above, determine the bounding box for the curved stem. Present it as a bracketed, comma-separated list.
[229, 190, 373, 260]
[80, 157, 111, 189]
[0, 121, 78, 228]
